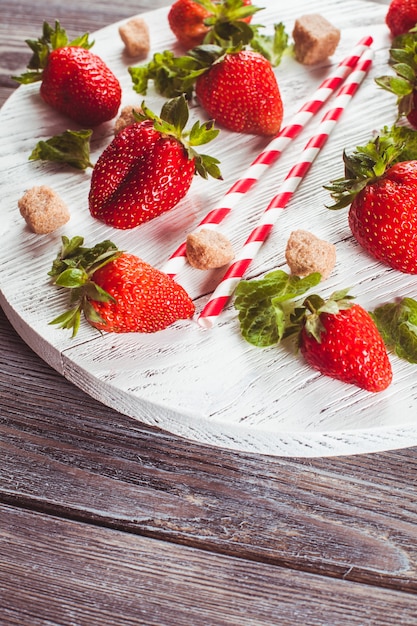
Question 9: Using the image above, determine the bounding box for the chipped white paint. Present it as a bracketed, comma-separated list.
[2, 0, 416, 457]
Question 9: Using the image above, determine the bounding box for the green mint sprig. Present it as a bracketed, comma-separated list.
[29, 129, 94, 170]
[371, 297, 417, 363]
[234, 270, 321, 347]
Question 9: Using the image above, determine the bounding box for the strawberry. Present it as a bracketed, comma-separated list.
[88, 95, 221, 229]
[13, 21, 121, 127]
[386, 0, 417, 37]
[298, 292, 392, 392]
[375, 28, 417, 128]
[48, 236, 195, 335]
[130, 45, 285, 136]
[233, 271, 392, 391]
[194, 48, 283, 135]
[168, 0, 258, 50]
[325, 126, 417, 274]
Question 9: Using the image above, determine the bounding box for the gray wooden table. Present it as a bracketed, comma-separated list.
[4, 1, 417, 624]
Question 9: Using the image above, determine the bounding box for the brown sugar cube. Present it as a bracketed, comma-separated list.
[292, 14, 340, 65]
[285, 230, 336, 280]
[114, 105, 143, 135]
[119, 17, 150, 59]
[18, 186, 70, 234]
[186, 228, 234, 270]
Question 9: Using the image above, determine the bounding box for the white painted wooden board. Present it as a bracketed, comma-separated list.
[1, 0, 416, 457]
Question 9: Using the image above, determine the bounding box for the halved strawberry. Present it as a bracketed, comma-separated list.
[88, 95, 222, 229]
[48, 236, 195, 335]
[13, 21, 121, 127]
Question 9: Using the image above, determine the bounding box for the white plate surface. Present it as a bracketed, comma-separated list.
[1, 0, 416, 458]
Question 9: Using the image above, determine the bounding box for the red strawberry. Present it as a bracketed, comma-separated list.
[48, 236, 195, 335]
[89, 96, 221, 229]
[348, 160, 417, 273]
[326, 126, 417, 274]
[13, 21, 121, 127]
[386, 0, 417, 37]
[130, 46, 284, 136]
[168, 0, 256, 50]
[195, 49, 283, 135]
[299, 292, 392, 392]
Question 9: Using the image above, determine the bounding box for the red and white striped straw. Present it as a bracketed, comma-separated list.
[197, 46, 374, 328]
[161, 36, 373, 279]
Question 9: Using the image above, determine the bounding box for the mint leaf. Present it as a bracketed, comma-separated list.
[29, 129, 93, 170]
[372, 297, 417, 363]
[234, 270, 321, 346]
[250, 22, 289, 67]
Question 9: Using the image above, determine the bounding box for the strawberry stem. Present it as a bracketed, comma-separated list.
[325, 125, 417, 209]
[134, 95, 222, 180]
[48, 236, 122, 337]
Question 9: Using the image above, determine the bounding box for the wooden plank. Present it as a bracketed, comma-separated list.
[2, 503, 417, 626]
[2, 307, 417, 593]
[1, 0, 407, 458]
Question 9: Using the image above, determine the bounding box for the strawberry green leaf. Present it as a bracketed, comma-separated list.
[83, 300, 106, 326]
[48, 236, 120, 278]
[129, 45, 228, 99]
[137, 96, 222, 180]
[234, 270, 321, 346]
[48, 236, 121, 337]
[128, 66, 151, 96]
[129, 50, 206, 98]
[54, 268, 88, 289]
[372, 298, 417, 363]
[69, 32, 94, 50]
[301, 290, 355, 342]
[325, 125, 417, 209]
[160, 95, 189, 133]
[188, 120, 220, 146]
[29, 129, 94, 170]
[375, 28, 417, 122]
[49, 307, 82, 337]
[211, 20, 255, 48]
[393, 62, 416, 82]
[196, 0, 263, 48]
[13, 21, 93, 84]
[48, 21, 69, 49]
[12, 71, 43, 84]
[375, 75, 413, 97]
[84, 282, 115, 303]
[250, 22, 289, 67]
[194, 153, 222, 179]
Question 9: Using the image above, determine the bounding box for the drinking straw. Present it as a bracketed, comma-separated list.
[161, 36, 373, 279]
[197, 46, 374, 328]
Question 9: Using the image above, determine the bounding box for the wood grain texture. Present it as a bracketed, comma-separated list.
[6, 2, 417, 625]
[2, 308, 417, 595]
[1, 0, 414, 457]
[3, 503, 417, 626]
